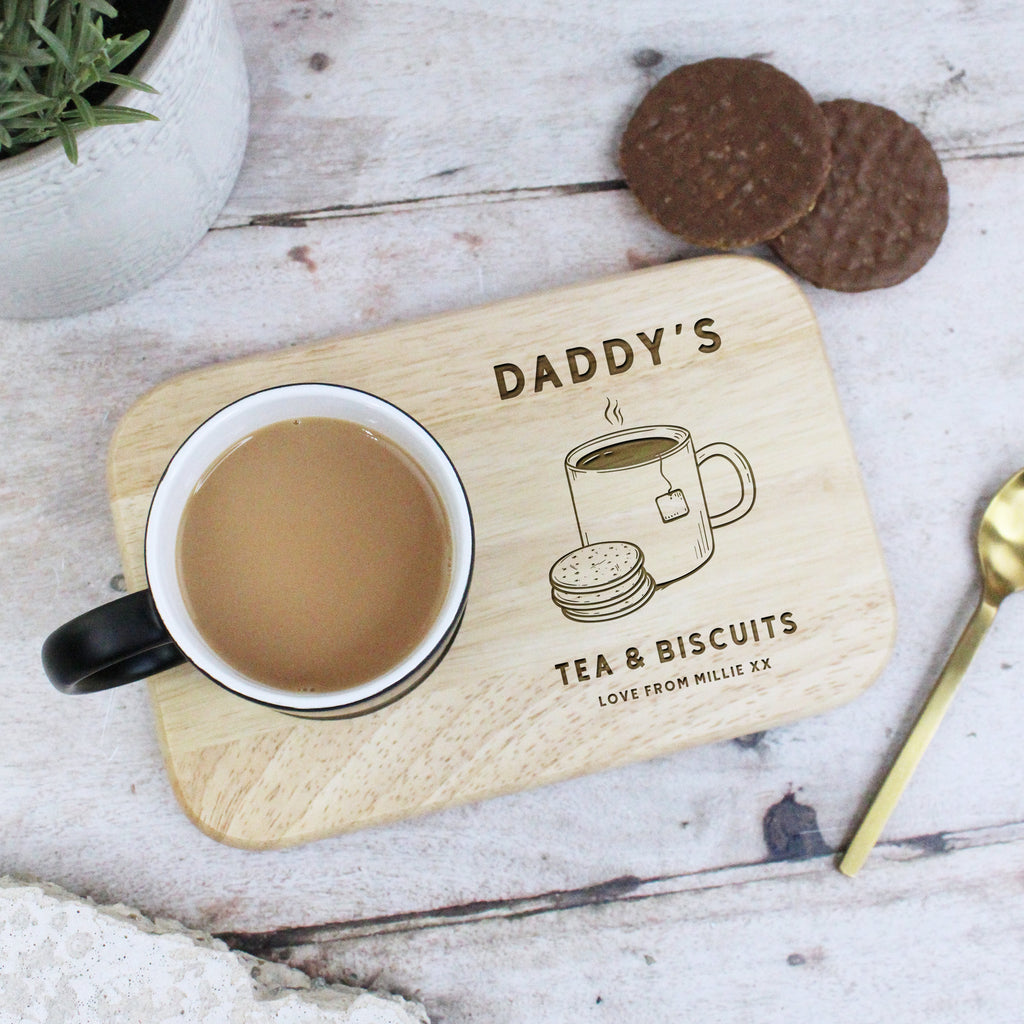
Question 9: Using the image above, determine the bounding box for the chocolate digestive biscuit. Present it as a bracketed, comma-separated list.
[770, 99, 949, 291]
[620, 57, 832, 249]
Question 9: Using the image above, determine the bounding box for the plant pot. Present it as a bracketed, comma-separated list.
[0, 0, 250, 319]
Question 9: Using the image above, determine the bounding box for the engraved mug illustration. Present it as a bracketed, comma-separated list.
[564, 425, 755, 586]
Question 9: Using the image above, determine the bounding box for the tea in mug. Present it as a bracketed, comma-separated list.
[576, 435, 679, 471]
[176, 417, 452, 692]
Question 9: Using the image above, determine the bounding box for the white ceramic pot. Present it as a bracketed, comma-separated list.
[0, 0, 250, 319]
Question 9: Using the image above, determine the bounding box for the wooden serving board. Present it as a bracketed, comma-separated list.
[108, 255, 895, 848]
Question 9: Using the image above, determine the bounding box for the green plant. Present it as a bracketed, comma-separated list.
[0, 0, 157, 163]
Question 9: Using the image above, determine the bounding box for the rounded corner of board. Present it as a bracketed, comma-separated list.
[163, 778, 293, 851]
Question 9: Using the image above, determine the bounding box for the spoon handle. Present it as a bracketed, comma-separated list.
[839, 595, 999, 877]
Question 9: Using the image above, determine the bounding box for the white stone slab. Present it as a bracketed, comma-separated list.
[0, 877, 427, 1024]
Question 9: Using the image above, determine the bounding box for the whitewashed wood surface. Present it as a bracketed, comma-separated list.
[3, 1, 1024, 1020]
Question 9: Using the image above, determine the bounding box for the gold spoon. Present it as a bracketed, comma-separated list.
[840, 467, 1024, 877]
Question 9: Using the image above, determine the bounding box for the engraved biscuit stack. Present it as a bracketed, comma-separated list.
[619, 57, 948, 291]
[549, 541, 656, 622]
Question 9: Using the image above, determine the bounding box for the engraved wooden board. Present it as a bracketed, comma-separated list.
[107, 255, 896, 848]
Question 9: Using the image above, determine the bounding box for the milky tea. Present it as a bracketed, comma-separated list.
[175, 417, 452, 693]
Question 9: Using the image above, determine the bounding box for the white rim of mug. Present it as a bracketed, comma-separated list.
[565, 424, 690, 472]
[144, 383, 474, 711]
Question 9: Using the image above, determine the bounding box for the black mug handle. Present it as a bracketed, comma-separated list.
[42, 589, 186, 694]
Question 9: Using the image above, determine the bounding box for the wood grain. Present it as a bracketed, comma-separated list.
[261, 830, 1024, 1024]
[108, 255, 895, 847]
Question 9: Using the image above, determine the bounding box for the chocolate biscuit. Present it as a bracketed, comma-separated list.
[770, 99, 949, 291]
[620, 57, 832, 248]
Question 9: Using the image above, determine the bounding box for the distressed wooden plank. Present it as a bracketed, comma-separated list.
[222, 0, 1024, 221]
[240, 832, 1024, 1024]
[222, 819, 1024, 950]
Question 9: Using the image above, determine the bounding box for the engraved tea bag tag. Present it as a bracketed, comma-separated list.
[656, 488, 689, 522]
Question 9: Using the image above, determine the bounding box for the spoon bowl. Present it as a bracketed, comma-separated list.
[978, 468, 1024, 601]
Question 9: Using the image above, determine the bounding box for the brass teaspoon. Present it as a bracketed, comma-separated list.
[840, 467, 1024, 876]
